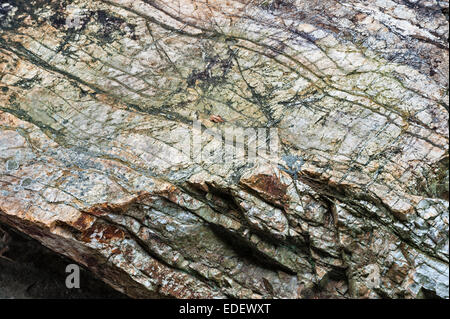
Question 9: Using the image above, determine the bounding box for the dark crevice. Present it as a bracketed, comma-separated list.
[0, 221, 128, 299]
[208, 223, 296, 275]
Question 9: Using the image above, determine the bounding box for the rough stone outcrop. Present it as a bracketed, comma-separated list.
[0, 0, 448, 298]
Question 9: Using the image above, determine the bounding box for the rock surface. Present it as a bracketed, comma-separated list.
[0, 0, 448, 298]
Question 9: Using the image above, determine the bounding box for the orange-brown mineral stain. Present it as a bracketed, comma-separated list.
[155, 185, 181, 204]
[242, 174, 289, 202]
[72, 213, 96, 231]
[80, 223, 125, 244]
[83, 204, 111, 217]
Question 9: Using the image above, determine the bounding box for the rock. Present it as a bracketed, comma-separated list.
[0, 0, 448, 298]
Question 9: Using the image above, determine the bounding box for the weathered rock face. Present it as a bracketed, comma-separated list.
[0, 0, 448, 299]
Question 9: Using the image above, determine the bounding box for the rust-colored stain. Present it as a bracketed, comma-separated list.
[155, 185, 180, 204]
[83, 203, 110, 216]
[82, 192, 152, 217]
[72, 213, 96, 231]
[386, 262, 409, 284]
[241, 174, 289, 204]
[83, 202, 128, 216]
[80, 223, 125, 244]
